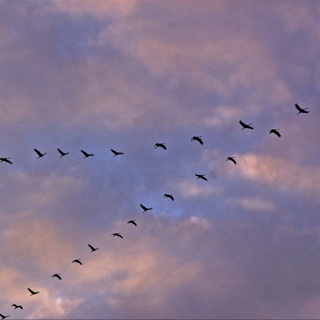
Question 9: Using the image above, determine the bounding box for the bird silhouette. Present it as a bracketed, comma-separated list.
[226, 156, 237, 164]
[0, 314, 10, 319]
[127, 220, 137, 226]
[239, 120, 254, 130]
[163, 193, 174, 201]
[51, 273, 62, 280]
[34, 148, 47, 158]
[295, 103, 309, 114]
[28, 288, 39, 296]
[154, 143, 166, 150]
[0, 158, 12, 165]
[57, 148, 69, 157]
[111, 149, 124, 157]
[191, 136, 203, 145]
[81, 150, 94, 159]
[111, 233, 123, 239]
[88, 244, 99, 252]
[72, 259, 82, 265]
[140, 204, 153, 212]
[195, 174, 208, 181]
[11, 304, 23, 310]
[269, 129, 281, 137]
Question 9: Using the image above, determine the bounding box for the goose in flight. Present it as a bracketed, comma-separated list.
[57, 148, 69, 157]
[295, 103, 309, 114]
[111, 233, 123, 239]
[140, 204, 153, 212]
[0, 158, 12, 165]
[191, 136, 203, 145]
[28, 288, 39, 296]
[51, 273, 62, 280]
[111, 149, 124, 157]
[88, 244, 99, 252]
[0, 314, 10, 319]
[195, 174, 208, 181]
[127, 220, 137, 226]
[269, 129, 281, 137]
[11, 304, 23, 310]
[226, 156, 237, 164]
[72, 259, 82, 265]
[34, 148, 47, 158]
[81, 150, 94, 159]
[239, 120, 254, 130]
[163, 193, 174, 201]
[154, 143, 166, 150]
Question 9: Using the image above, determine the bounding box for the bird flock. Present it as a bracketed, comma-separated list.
[0, 103, 309, 319]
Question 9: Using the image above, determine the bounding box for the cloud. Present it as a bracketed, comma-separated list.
[232, 153, 320, 199]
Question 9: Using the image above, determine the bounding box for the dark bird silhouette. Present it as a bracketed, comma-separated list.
[127, 220, 137, 226]
[163, 193, 174, 201]
[154, 143, 166, 150]
[295, 103, 309, 114]
[28, 288, 39, 296]
[111, 149, 124, 157]
[191, 136, 203, 145]
[34, 148, 47, 158]
[72, 259, 82, 265]
[140, 203, 153, 212]
[51, 273, 62, 280]
[111, 233, 123, 239]
[226, 156, 237, 164]
[239, 120, 254, 130]
[57, 148, 69, 157]
[0, 158, 12, 165]
[11, 304, 23, 310]
[0, 314, 10, 319]
[195, 174, 208, 181]
[269, 129, 281, 137]
[88, 244, 99, 252]
[81, 150, 94, 159]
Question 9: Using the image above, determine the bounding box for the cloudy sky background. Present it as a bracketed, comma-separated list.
[0, 1, 319, 318]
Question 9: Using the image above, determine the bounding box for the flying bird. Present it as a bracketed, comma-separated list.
[88, 244, 99, 252]
[28, 288, 39, 296]
[72, 259, 82, 265]
[154, 143, 166, 150]
[163, 193, 174, 201]
[195, 174, 208, 181]
[0, 314, 10, 319]
[140, 203, 153, 212]
[191, 136, 203, 145]
[34, 148, 47, 158]
[295, 103, 309, 114]
[57, 148, 69, 157]
[11, 304, 23, 310]
[111, 233, 123, 239]
[0, 158, 12, 165]
[81, 150, 94, 159]
[111, 149, 124, 157]
[269, 129, 281, 137]
[239, 120, 254, 130]
[51, 273, 62, 280]
[226, 156, 237, 164]
[127, 220, 137, 226]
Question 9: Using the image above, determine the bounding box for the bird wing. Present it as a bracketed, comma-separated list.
[34, 149, 42, 156]
[88, 244, 94, 250]
[295, 103, 302, 111]
[239, 120, 246, 127]
[140, 204, 147, 210]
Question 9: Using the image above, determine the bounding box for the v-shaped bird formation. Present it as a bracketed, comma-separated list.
[0, 103, 309, 316]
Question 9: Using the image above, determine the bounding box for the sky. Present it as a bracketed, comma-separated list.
[0, 0, 319, 319]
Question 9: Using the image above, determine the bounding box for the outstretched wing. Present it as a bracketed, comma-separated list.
[34, 148, 42, 157]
